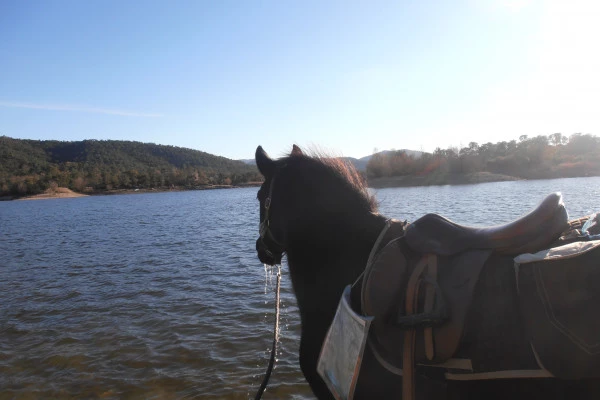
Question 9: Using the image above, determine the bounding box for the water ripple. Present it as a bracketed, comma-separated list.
[0, 179, 599, 398]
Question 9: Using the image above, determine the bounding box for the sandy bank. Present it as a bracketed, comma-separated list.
[18, 187, 88, 200]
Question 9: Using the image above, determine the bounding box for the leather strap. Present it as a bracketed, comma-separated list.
[402, 255, 431, 400]
[424, 256, 438, 361]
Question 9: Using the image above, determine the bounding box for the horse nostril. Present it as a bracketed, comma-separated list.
[257, 249, 274, 265]
[256, 238, 282, 266]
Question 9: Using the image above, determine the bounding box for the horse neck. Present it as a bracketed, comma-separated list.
[284, 210, 387, 320]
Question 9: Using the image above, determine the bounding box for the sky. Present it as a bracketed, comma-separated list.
[1, 0, 599, 160]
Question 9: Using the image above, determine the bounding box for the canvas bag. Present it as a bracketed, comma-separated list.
[317, 285, 373, 400]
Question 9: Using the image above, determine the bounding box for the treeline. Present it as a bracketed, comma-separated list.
[367, 133, 600, 180]
[0, 136, 261, 196]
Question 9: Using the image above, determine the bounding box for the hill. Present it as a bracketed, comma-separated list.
[345, 149, 422, 171]
[365, 133, 600, 186]
[241, 149, 422, 172]
[0, 136, 261, 197]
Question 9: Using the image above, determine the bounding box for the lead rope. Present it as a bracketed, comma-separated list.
[254, 266, 281, 400]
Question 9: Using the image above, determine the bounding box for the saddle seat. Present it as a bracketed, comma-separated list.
[359, 192, 570, 390]
[405, 192, 569, 256]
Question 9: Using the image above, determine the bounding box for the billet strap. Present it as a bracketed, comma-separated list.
[424, 256, 438, 361]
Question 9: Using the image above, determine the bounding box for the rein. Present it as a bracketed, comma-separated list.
[253, 266, 281, 400]
[254, 172, 285, 399]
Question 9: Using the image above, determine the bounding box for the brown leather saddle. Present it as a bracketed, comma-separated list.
[358, 192, 569, 399]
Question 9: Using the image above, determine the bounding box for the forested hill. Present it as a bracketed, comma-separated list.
[366, 133, 600, 184]
[0, 136, 261, 196]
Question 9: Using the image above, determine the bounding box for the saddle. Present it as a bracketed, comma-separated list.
[404, 192, 568, 256]
[358, 192, 570, 400]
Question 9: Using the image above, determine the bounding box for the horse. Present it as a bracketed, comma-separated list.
[254, 144, 600, 399]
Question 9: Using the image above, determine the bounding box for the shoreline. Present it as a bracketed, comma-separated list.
[5, 173, 599, 200]
[367, 171, 523, 188]
[6, 182, 263, 201]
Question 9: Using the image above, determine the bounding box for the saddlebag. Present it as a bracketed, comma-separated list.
[317, 285, 373, 400]
[515, 239, 600, 379]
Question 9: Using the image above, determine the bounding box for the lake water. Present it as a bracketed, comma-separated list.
[1, 177, 599, 399]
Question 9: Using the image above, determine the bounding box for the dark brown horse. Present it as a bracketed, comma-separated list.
[254, 145, 600, 399]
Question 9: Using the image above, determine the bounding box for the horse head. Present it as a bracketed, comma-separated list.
[254, 145, 303, 265]
[255, 144, 378, 265]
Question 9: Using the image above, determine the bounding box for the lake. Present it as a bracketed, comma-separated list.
[1, 177, 599, 399]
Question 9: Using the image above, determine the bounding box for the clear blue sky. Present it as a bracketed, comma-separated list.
[1, 1, 599, 160]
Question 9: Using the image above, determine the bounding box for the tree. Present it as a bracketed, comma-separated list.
[366, 153, 390, 178]
[567, 133, 598, 154]
[73, 176, 86, 192]
[549, 133, 564, 146]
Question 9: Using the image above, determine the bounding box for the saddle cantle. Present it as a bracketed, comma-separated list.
[358, 193, 572, 399]
[405, 192, 569, 256]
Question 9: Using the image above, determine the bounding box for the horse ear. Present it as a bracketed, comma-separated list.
[291, 144, 303, 157]
[255, 146, 275, 177]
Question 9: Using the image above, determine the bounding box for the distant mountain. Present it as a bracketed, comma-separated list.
[240, 150, 423, 172]
[342, 156, 369, 172]
[0, 136, 260, 196]
[345, 149, 423, 171]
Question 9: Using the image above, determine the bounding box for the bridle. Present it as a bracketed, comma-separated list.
[254, 170, 285, 400]
[258, 173, 286, 259]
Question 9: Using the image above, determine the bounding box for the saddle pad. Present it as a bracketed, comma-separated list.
[317, 285, 373, 400]
[515, 240, 600, 378]
[362, 238, 407, 322]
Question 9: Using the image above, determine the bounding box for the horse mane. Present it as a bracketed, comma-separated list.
[285, 149, 379, 214]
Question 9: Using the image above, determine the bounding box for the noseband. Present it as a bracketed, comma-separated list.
[259, 173, 286, 259]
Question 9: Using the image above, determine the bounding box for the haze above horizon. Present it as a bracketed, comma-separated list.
[1, 0, 599, 160]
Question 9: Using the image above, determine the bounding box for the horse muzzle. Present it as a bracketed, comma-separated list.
[256, 238, 283, 265]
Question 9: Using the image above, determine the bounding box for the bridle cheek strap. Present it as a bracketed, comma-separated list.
[259, 220, 285, 256]
[259, 175, 286, 257]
